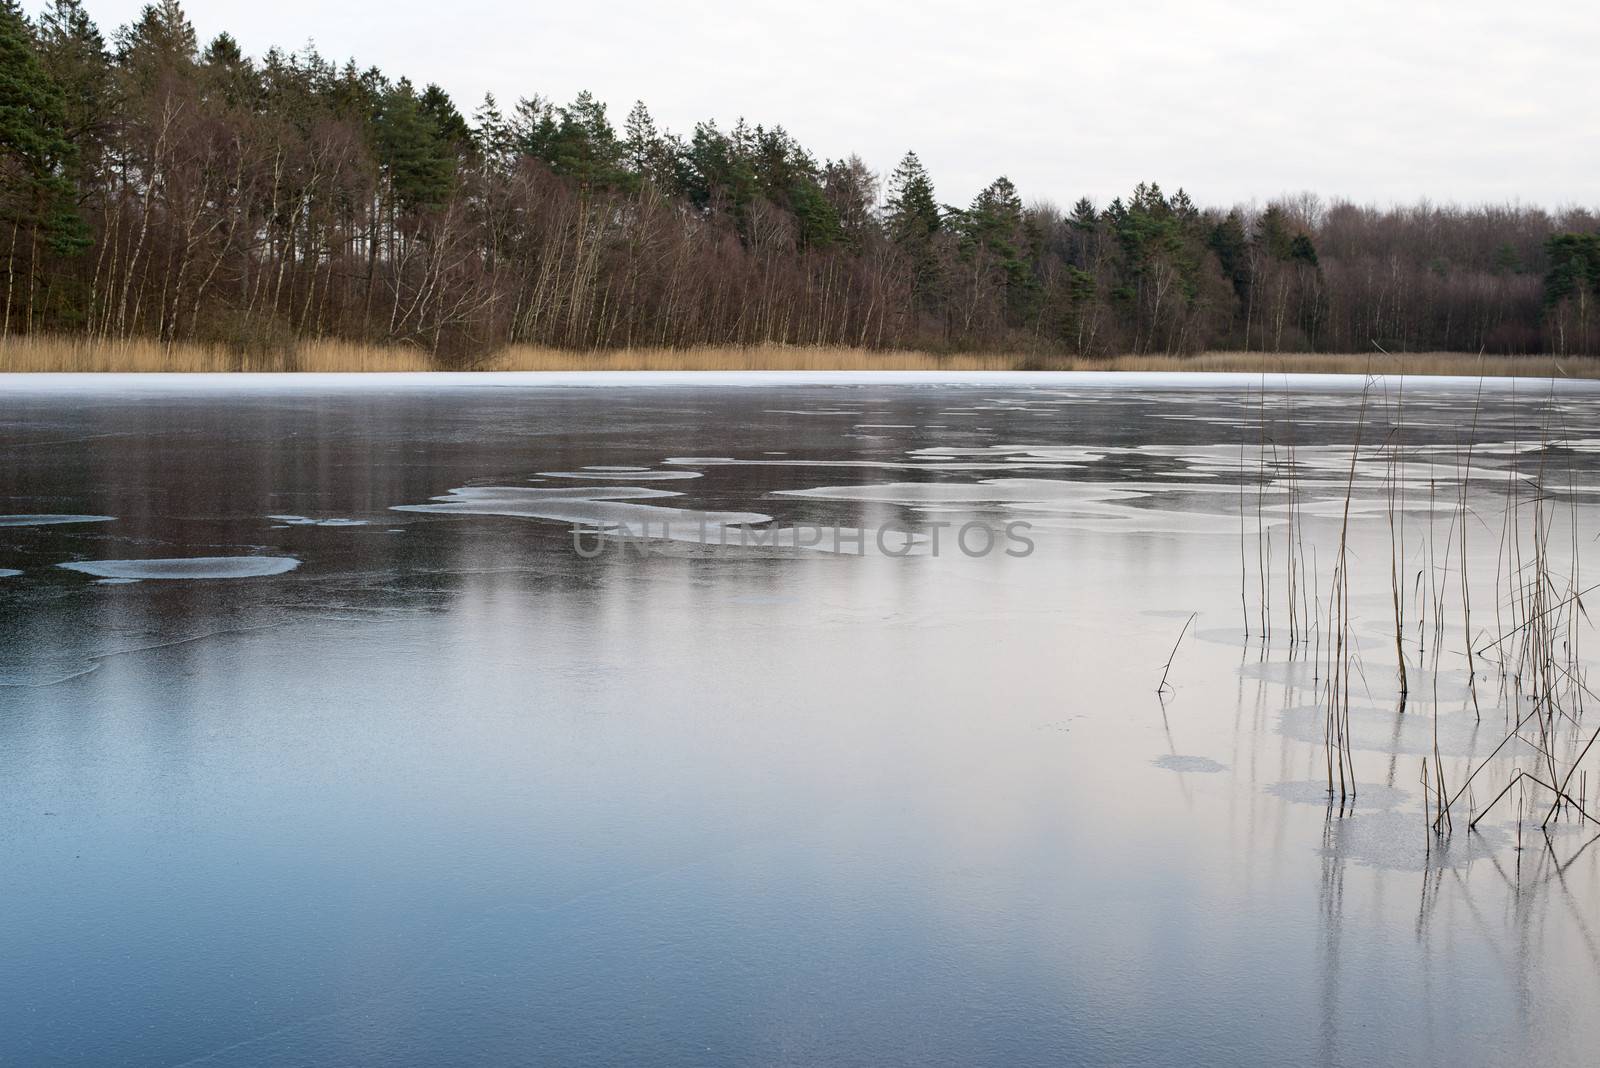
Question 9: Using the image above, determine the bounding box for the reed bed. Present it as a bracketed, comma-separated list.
[483, 344, 1024, 372]
[5, 336, 1600, 376]
[0, 337, 436, 373]
[1235, 368, 1600, 849]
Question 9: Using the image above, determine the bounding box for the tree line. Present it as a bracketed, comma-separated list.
[3, 0, 1599, 361]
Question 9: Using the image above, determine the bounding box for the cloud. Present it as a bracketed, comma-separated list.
[75, 0, 1600, 208]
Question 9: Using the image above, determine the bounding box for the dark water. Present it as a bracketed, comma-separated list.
[3, 372, 1600, 1066]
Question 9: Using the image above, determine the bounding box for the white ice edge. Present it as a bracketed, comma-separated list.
[0, 514, 116, 527]
[3, 371, 1598, 393]
[58, 556, 301, 579]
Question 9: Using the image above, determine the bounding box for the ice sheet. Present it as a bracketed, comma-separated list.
[775, 478, 1145, 505]
[392, 486, 772, 540]
[267, 515, 370, 527]
[57, 557, 302, 580]
[0, 514, 115, 527]
[537, 470, 702, 481]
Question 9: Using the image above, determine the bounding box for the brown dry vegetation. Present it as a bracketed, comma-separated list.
[5, 337, 1600, 378]
[485, 346, 1600, 378]
[0, 337, 436, 373]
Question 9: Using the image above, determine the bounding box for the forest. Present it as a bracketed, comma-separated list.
[3, 0, 1599, 362]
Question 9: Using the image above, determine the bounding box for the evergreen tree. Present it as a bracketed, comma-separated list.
[198, 32, 255, 108]
[1209, 209, 1250, 298]
[622, 100, 662, 177]
[550, 90, 623, 190]
[35, 0, 111, 186]
[1254, 204, 1294, 259]
[683, 120, 755, 213]
[1288, 233, 1318, 266]
[115, 0, 197, 87]
[962, 176, 1035, 321]
[885, 151, 942, 303]
[821, 155, 877, 246]
[788, 176, 840, 250]
[0, 2, 88, 254]
[510, 94, 558, 160]
[419, 83, 472, 157]
[472, 92, 514, 171]
[374, 78, 455, 209]
[885, 151, 940, 244]
[1543, 233, 1600, 306]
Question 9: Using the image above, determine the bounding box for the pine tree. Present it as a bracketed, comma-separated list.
[962, 176, 1035, 323]
[1254, 205, 1294, 259]
[1209, 209, 1250, 298]
[199, 32, 255, 108]
[1544, 234, 1600, 306]
[884, 151, 942, 305]
[419, 83, 472, 155]
[821, 155, 877, 245]
[620, 101, 684, 192]
[473, 93, 513, 172]
[683, 120, 755, 213]
[0, 0, 28, 31]
[0, 2, 88, 254]
[374, 79, 455, 209]
[622, 100, 658, 175]
[115, 0, 197, 87]
[511, 95, 557, 160]
[550, 90, 623, 191]
[885, 151, 940, 244]
[1288, 233, 1318, 267]
[36, 0, 111, 184]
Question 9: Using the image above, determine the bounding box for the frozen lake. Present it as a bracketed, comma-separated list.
[3, 372, 1600, 1065]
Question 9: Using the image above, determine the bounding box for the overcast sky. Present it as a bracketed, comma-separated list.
[71, 0, 1600, 211]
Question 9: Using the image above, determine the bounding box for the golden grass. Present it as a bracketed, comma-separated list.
[475, 344, 1600, 378]
[4, 336, 1599, 378]
[1089, 350, 1600, 378]
[479, 344, 1024, 372]
[0, 336, 436, 373]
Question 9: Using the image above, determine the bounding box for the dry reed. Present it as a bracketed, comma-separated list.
[0, 336, 436, 373]
[5, 336, 1600, 377]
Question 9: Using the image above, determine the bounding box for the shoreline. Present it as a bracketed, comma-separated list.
[5, 369, 1598, 393]
[1, 339, 1597, 379]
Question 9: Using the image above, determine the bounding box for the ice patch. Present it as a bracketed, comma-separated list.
[0, 514, 115, 527]
[1016, 505, 1267, 535]
[538, 470, 702, 481]
[776, 478, 1145, 506]
[1319, 809, 1505, 872]
[391, 485, 929, 555]
[1153, 755, 1227, 773]
[764, 409, 860, 416]
[267, 515, 370, 527]
[57, 557, 301, 580]
[1260, 498, 1455, 518]
[393, 485, 771, 541]
[1266, 781, 1407, 810]
[0, 568, 21, 578]
[664, 456, 1086, 473]
[911, 445, 1108, 464]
